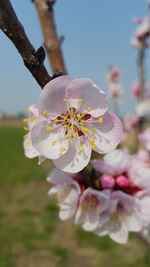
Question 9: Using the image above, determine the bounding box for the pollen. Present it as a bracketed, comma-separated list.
[81, 112, 86, 116]
[70, 125, 74, 129]
[90, 128, 96, 132]
[88, 107, 92, 112]
[77, 114, 81, 119]
[60, 147, 67, 152]
[25, 141, 31, 145]
[43, 110, 47, 116]
[69, 106, 75, 110]
[70, 114, 76, 118]
[71, 132, 77, 138]
[51, 141, 56, 146]
[90, 138, 95, 145]
[82, 127, 89, 133]
[78, 146, 84, 151]
[23, 134, 28, 139]
[54, 119, 58, 124]
[98, 117, 104, 123]
[23, 118, 28, 123]
[63, 99, 69, 102]
[67, 118, 71, 123]
[64, 136, 69, 140]
[78, 99, 84, 103]
[24, 126, 29, 131]
[46, 126, 52, 132]
[64, 125, 69, 129]
[29, 116, 36, 122]
[91, 144, 96, 149]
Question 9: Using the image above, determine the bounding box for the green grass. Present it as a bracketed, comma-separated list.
[0, 125, 150, 267]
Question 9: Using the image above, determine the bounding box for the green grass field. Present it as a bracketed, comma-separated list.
[0, 124, 150, 267]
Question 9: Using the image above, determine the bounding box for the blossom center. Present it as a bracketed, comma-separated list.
[81, 195, 99, 211]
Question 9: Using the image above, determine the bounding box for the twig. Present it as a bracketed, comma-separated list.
[0, 0, 52, 88]
[33, 0, 67, 74]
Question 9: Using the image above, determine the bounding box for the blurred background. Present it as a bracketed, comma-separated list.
[0, 0, 150, 266]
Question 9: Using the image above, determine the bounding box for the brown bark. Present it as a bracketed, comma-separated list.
[33, 0, 67, 74]
[0, 0, 52, 88]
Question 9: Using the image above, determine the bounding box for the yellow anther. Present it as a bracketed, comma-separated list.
[90, 138, 95, 145]
[25, 141, 31, 145]
[24, 126, 29, 131]
[23, 118, 28, 123]
[67, 118, 71, 123]
[23, 134, 28, 139]
[81, 112, 86, 115]
[54, 119, 58, 124]
[88, 107, 92, 112]
[80, 120, 86, 126]
[43, 110, 47, 116]
[82, 128, 89, 133]
[29, 116, 36, 122]
[98, 117, 104, 123]
[70, 125, 74, 129]
[69, 106, 75, 109]
[46, 126, 52, 132]
[90, 128, 96, 132]
[91, 144, 96, 149]
[70, 114, 76, 118]
[51, 141, 56, 146]
[78, 146, 84, 151]
[63, 99, 69, 102]
[61, 147, 67, 152]
[78, 99, 84, 103]
[64, 125, 69, 129]
[71, 132, 77, 138]
[77, 114, 81, 119]
[64, 136, 69, 140]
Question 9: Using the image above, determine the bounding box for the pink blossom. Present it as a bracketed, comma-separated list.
[106, 67, 121, 83]
[136, 99, 150, 116]
[106, 67, 123, 100]
[75, 188, 110, 231]
[23, 105, 42, 160]
[131, 17, 150, 49]
[94, 191, 142, 244]
[47, 168, 81, 220]
[139, 127, 150, 151]
[129, 154, 150, 189]
[123, 113, 140, 132]
[91, 149, 131, 175]
[136, 189, 150, 235]
[131, 81, 150, 99]
[28, 76, 122, 173]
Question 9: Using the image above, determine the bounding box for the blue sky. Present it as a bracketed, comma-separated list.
[0, 0, 150, 115]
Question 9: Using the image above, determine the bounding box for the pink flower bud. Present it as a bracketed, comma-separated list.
[100, 174, 115, 189]
[116, 175, 129, 188]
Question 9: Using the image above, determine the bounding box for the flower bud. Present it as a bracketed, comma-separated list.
[100, 174, 115, 189]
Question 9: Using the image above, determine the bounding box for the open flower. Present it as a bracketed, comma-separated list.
[91, 149, 131, 175]
[75, 188, 110, 231]
[47, 168, 81, 220]
[30, 76, 122, 173]
[23, 105, 41, 159]
[94, 191, 142, 244]
[139, 127, 150, 151]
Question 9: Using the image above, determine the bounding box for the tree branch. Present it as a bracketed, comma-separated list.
[33, 0, 67, 74]
[0, 0, 52, 88]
